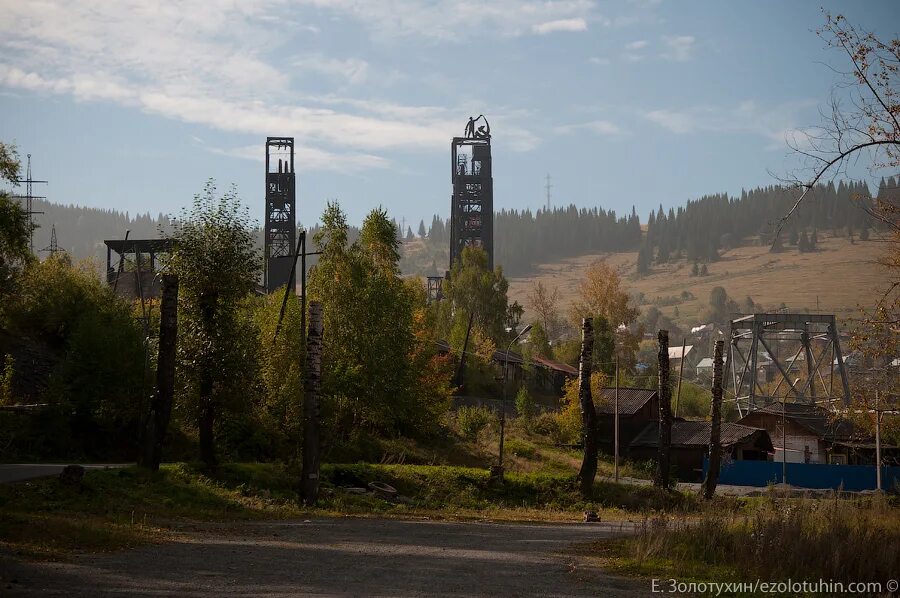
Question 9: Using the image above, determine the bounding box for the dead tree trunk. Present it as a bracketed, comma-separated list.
[140, 274, 178, 471]
[301, 300, 324, 506]
[655, 329, 672, 490]
[576, 317, 597, 497]
[702, 340, 725, 499]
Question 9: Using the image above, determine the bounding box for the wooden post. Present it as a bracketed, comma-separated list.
[674, 338, 686, 417]
[702, 340, 724, 499]
[301, 300, 324, 505]
[577, 318, 597, 497]
[140, 274, 178, 471]
[875, 390, 882, 492]
[614, 353, 619, 483]
[656, 329, 672, 490]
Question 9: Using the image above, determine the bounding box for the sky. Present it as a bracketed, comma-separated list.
[1, 0, 898, 231]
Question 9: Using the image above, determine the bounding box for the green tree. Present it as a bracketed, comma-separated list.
[169, 180, 260, 469]
[0, 142, 32, 302]
[527, 320, 552, 359]
[442, 246, 511, 347]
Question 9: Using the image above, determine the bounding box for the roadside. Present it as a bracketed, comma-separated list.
[0, 464, 129, 484]
[0, 517, 646, 597]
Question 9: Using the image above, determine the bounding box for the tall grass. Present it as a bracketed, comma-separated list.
[628, 493, 900, 584]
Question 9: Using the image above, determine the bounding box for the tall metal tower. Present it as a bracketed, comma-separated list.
[41, 223, 61, 256]
[264, 137, 296, 293]
[724, 313, 852, 417]
[10, 154, 47, 252]
[450, 115, 493, 270]
[545, 173, 552, 211]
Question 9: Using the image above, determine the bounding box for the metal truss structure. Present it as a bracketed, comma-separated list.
[264, 137, 296, 294]
[450, 116, 493, 271]
[426, 276, 444, 303]
[10, 154, 46, 253]
[724, 313, 852, 417]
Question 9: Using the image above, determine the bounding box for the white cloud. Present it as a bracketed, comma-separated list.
[589, 56, 610, 65]
[532, 18, 587, 34]
[208, 144, 390, 172]
[292, 56, 370, 84]
[0, 0, 543, 172]
[645, 109, 694, 133]
[625, 39, 648, 50]
[556, 119, 623, 135]
[661, 35, 695, 61]
[644, 100, 819, 143]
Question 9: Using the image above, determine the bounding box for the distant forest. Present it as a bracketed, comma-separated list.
[21, 177, 896, 278]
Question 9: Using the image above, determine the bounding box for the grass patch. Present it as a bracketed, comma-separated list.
[600, 493, 900, 593]
[1, 461, 697, 559]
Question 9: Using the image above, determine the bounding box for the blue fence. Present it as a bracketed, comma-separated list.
[702, 459, 900, 491]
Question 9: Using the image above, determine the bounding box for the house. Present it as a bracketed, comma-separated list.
[530, 355, 577, 395]
[695, 357, 714, 378]
[594, 387, 658, 457]
[737, 401, 859, 465]
[667, 344, 696, 369]
[629, 420, 774, 481]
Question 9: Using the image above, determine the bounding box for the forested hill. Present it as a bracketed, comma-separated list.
[405, 178, 890, 277]
[29, 198, 171, 267]
[23, 177, 894, 277]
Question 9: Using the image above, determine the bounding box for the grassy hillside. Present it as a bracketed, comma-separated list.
[508, 232, 888, 327]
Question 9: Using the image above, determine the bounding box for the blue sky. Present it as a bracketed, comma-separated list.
[1, 1, 897, 230]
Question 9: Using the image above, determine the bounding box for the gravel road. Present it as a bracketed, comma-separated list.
[0, 517, 645, 597]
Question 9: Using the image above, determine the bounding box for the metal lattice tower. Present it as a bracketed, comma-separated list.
[10, 154, 47, 253]
[41, 223, 61, 256]
[264, 137, 296, 293]
[724, 313, 852, 417]
[450, 116, 493, 270]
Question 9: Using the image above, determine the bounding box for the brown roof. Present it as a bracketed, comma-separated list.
[531, 355, 578, 376]
[630, 420, 773, 451]
[595, 387, 657, 416]
[738, 400, 857, 440]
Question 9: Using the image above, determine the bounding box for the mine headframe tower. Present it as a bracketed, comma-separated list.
[449, 115, 493, 271]
[724, 313, 852, 418]
[264, 137, 296, 294]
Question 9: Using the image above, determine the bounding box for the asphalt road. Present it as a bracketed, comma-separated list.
[0, 517, 646, 597]
[0, 463, 129, 484]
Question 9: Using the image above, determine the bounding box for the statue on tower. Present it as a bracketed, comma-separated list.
[464, 115, 491, 139]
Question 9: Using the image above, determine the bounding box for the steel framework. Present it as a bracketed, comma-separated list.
[10, 154, 46, 253]
[724, 313, 851, 417]
[450, 116, 493, 270]
[426, 276, 444, 303]
[264, 137, 296, 293]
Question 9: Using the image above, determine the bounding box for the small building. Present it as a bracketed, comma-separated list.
[695, 357, 714, 378]
[530, 355, 577, 395]
[594, 387, 659, 457]
[104, 238, 174, 300]
[737, 401, 858, 465]
[668, 344, 695, 367]
[629, 420, 774, 481]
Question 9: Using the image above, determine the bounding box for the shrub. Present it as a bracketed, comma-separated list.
[455, 405, 495, 441]
[504, 438, 537, 459]
[514, 386, 536, 419]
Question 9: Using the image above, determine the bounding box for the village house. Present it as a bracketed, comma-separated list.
[594, 387, 659, 457]
[629, 420, 774, 481]
[737, 400, 867, 465]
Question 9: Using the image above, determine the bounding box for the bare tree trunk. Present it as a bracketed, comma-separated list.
[702, 340, 725, 499]
[655, 330, 671, 489]
[140, 274, 178, 471]
[198, 295, 217, 470]
[577, 317, 597, 497]
[301, 301, 324, 506]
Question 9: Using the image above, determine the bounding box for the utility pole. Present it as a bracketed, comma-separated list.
[577, 317, 597, 497]
[674, 338, 686, 417]
[875, 390, 882, 492]
[782, 398, 787, 485]
[10, 154, 47, 253]
[614, 353, 619, 483]
[656, 330, 672, 490]
[301, 301, 324, 505]
[702, 340, 724, 499]
[545, 173, 552, 211]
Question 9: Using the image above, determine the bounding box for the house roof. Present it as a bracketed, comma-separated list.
[595, 387, 657, 416]
[630, 420, 773, 451]
[696, 357, 714, 368]
[738, 400, 857, 440]
[493, 349, 524, 365]
[668, 345, 693, 359]
[531, 355, 578, 376]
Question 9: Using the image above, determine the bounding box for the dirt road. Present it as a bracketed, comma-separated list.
[1, 517, 645, 596]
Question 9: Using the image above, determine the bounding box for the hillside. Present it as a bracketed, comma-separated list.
[507, 231, 888, 329]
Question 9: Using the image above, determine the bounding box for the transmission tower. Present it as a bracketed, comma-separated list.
[10, 154, 47, 252]
[264, 137, 296, 293]
[545, 173, 552, 211]
[40, 223, 62, 257]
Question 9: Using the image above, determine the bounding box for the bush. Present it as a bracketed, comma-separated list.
[455, 405, 495, 441]
[514, 386, 536, 418]
[505, 438, 537, 459]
